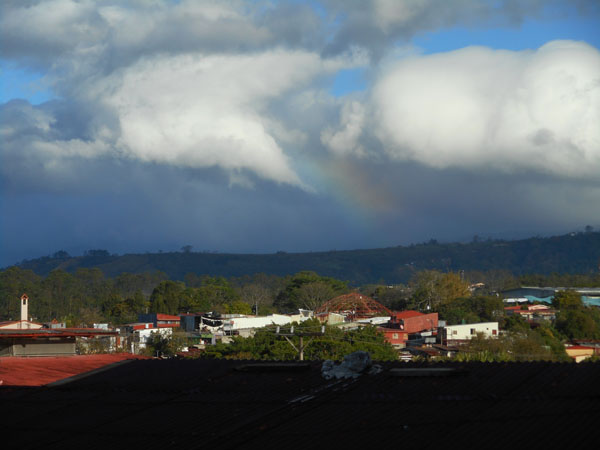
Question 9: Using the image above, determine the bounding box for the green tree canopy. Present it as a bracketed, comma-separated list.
[275, 271, 348, 311]
[150, 281, 186, 314]
[201, 319, 397, 361]
[552, 290, 583, 310]
[411, 270, 470, 310]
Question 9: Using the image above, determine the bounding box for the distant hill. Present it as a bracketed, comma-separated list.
[11, 232, 600, 285]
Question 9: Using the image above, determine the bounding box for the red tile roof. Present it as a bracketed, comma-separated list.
[0, 354, 149, 386]
[156, 314, 181, 321]
[392, 310, 423, 319]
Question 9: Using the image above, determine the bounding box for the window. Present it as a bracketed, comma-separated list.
[492, 329, 497, 336]
[393, 333, 398, 339]
[470, 328, 475, 335]
[452, 330, 457, 335]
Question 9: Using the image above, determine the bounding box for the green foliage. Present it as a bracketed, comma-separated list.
[411, 270, 470, 310]
[501, 315, 530, 333]
[223, 301, 253, 315]
[184, 276, 240, 311]
[555, 309, 600, 340]
[13, 232, 600, 285]
[143, 330, 189, 357]
[0, 266, 41, 320]
[201, 319, 397, 361]
[437, 295, 503, 325]
[455, 329, 568, 362]
[77, 337, 113, 355]
[552, 290, 584, 310]
[150, 281, 186, 314]
[275, 271, 348, 311]
[362, 284, 411, 310]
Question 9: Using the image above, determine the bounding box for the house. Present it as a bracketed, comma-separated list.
[378, 328, 409, 348]
[378, 311, 438, 348]
[138, 313, 181, 329]
[441, 322, 499, 345]
[387, 311, 438, 333]
[564, 344, 600, 363]
[504, 305, 556, 322]
[121, 322, 173, 353]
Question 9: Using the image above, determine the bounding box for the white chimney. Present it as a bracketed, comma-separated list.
[20, 294, 29, 323]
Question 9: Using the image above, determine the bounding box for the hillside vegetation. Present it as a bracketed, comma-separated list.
[12, 232, 600, 285]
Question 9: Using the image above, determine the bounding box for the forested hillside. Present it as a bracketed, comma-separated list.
[11, 232, 600, 285]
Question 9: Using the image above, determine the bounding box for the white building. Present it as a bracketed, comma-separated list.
[135, 327, 173, 352]
[442, 322, 499, 345]
[222, 312, 311, 335]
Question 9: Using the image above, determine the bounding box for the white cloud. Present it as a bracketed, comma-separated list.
[3, 50, 354, 188]
[360, 40, 600, 178]
[93, 50, 346, 187]
[321, 100, 366, 157]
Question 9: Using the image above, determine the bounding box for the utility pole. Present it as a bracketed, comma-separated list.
[276, 325, 325, 361]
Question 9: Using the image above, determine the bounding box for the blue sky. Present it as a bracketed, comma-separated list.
[1, 0, 599, 266]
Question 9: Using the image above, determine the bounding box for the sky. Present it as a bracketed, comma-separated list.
[1, 0, 599, 267]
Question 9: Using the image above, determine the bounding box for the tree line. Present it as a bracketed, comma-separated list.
[4, 265, 600, 362]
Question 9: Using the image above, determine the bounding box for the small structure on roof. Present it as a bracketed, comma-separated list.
[315, 292, 392, 321]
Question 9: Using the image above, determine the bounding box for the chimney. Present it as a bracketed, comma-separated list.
[21, 294, 29, 322]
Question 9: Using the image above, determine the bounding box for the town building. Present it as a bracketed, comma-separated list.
[138, 313, 181, 328]
[441, 322, 499, 345]
[0, 294, 117, 356]
[0, 294, 43, 330]
[504, 304, 556, 323]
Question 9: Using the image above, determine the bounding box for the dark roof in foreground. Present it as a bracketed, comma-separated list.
[1, 359, 599, 449]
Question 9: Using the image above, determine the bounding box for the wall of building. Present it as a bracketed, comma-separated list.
[1, 338, 76, 356]
[443, 322, 498, 343]
[223, 314, 308, 332]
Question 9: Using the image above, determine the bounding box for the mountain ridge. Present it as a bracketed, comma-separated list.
[10, 232, 600, 285]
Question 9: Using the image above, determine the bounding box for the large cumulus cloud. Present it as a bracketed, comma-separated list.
[324, 41, 600, 179]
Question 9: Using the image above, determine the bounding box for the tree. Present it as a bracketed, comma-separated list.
[200, 319, 397, 361]
[275, 271, 348, 311]
[552, 290, 583, 310]
[555, 309, 600, 339]
[411, 270, 470, 310]
[0, 267, 41, 320]
[193, 276, 239, 308]
[223, 301, 253, 315]
[238, 283, 273, 315]
[150, 281, 186, 314]
[295, 281, 337, 311]
[76, 306, 104, 328]
[144, 330, 188, 357]
[362, 284, 411, 310]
